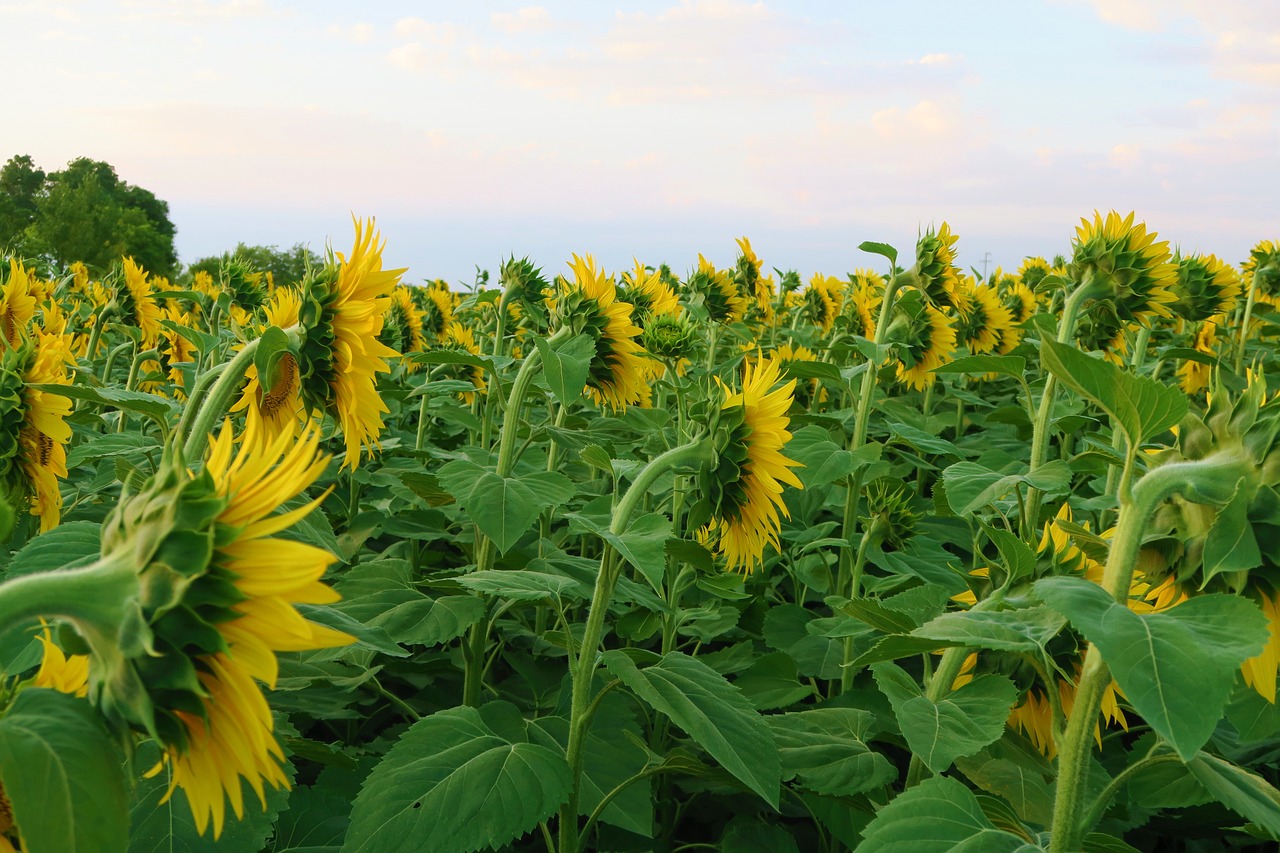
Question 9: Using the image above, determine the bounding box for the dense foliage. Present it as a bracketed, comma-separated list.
[0, 218, 1279, 852]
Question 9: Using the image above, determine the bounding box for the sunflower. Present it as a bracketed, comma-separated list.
[888, 302, 957, 391]
[1075, 305, 1132, 365]
[994, 280, 1037, 355]
[232, 287, 309, 441]
[622, 259, 681, 322]
[844, 270, 883, 339]
[379, 286, 427, 370]
[118, 257, 164, 347]
[734, 237, 775, 323]
[294, 218, 405, 469]
[802, 274, 842, 335]
[437, 322, 487, 405]
[129, 421, 354, 838]
[220, 255, 272, 320]
[1241, 590, 1280, 702]
[1243, 239, 1280, 305]
[1177, 321, 1218, 395]
[1069, 210, 1176, 324]
[699, 357, 803, 572]
[1009, 672, 1129, 759]
[499, 256, 550, 332]
[0, 260, 37, 348]
[140, 305, 198, 399]
[418, 284, 456, 343]
[555, 254, 648, 411]
[1172, 253, 1240, 322]
[34, 623, 90, 696]
[0, 330, 75, 531]
[1017, 256, 1052, 292]
[911, 222, 962, 309]
[952, 278, 1013, 354]
[687, 255, 746, 325]
[768, 343, 825, 409]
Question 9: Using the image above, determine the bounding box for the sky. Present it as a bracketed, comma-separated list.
[2, 0, 1277, 286]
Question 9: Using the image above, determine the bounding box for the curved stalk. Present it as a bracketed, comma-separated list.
[1234, 275, 1258, 374]
[181, 337, 261, 460]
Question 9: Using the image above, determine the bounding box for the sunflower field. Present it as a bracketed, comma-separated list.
[2, 214, 1280, 852]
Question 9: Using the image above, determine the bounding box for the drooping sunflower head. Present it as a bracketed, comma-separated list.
[697, 356, 803, 572]
[802, 273, 842, 335]
[952, 278, 1013, 355]
[622, 259, 682, 323]
[555, 254, 649, 411]
[884, 293, 957, 391]
[992, 280, 1038, 355]
[378, 286, 427, 367]
[1177, 321, 1219, 396]
[0, 260, 37, 348]
[1171, 253, 1240, 322]
[220, 255, 272, 318]
[1017, 256, 1052, 292]
[910, 222, 962, 309]
[733, 237, 775, 322]
[86, 422, 353, 837]
[499, 256, 550, 332]
[115, 257, 164, 347]
[1243, 239, 1280, 304]
[295, 218, 405, 469]
[437, 321, 487, 405]
[0, 331, 74, 532]
[685, 255, 747, 326]
[844, 270, 884, 339]
[1069, 210, 1176, 324]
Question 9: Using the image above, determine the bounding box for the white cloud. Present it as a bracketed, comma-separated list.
[327, 22, 375, 44]
[393, 17, 458, 45]
[491, 6, 550, 33]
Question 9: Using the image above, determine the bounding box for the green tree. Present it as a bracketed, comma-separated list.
[186, 242, 322, 288]
[1, 155, 178, 277]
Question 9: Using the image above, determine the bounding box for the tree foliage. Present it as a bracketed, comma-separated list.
[186, 241, 322, 289]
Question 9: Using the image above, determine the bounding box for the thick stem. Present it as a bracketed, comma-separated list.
[0, 551, 139, 651]
[1234, 276, 1258, 374]
[118, 348, 161, 433]
[839, 525, 880, 692]
[1047, 453, 1250, 851]
[181, 337, 260, 461]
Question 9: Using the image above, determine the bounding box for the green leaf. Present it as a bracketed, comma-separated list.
[721, 819, 800, 853]
[30, 383, 179, 425]
[873, 662, 1018, 773]
[456, 569, 588, 603]
[65, 432, 161, 469]
[849, 635, 948, 669]
[438, 461, 574, 554]
[1201, 480, 1262, 586]
[859, 241, 898, 266]
[985, 526, 1038, 584]
[933, 354, 1027, 378]
[0, 689, 127, 853]
[1187, 752, 1280, 838]
[128, 740, 293, 852]
[342, 702, 572, 853]
[533, 333, 595, 407]
[767, 708, 895, 796]
[763, 605, 848, 679]
[734, 652, 815, 710]
[1036, 577, 1269, 760]
[943, 460, 1071, 515]
[954, 748, 1055, 827]
[857, 775, 1029, 851]
[296, 604, 408, 658]
[838, 597, 920, 635]
[888, 422, 963, 458]
[1040, 336, 1187, 447]
[6, 521, 101, 577]
[912, 606, 1067, 654]
[336, 583, 484, 648]
[601, 650, 780, 807]
[578, 443, 614, 474]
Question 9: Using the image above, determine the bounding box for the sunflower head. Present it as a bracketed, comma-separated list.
[694, 357, 803, 572]
[622, 259, 682, 323]
[909, 222, 961, 309]
[1177, 321, 1219, 396]
[555, 254, 649, 411]
[0, 260, 37, 348]
[437, 322, 487, 404]
[884, 292, 957, 391]
[1172, 253, 1240, 322]
[952, 278, 1013, 355]
[733, 237, 775, 322]
[0, 331, 73, 532]
[641, 313, 699, 362]
[863, 478, 920, 551]
[1074, 302, 1131, 365]
[843, 270, 884, 339]
[1069, 210, 1176, 324]
[802, 274, 842, 335]
[220, 255, 272, 317]
[1243, 240, 1280, 301]
[379, 286, 427, 364]
[1017, 256, 1052, 292]
[500, 256, 550, 331]
[114, 257, 164, 347]
[685, 255, 747, 326]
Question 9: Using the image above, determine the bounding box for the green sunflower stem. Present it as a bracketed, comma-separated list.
[559, 439, 713, 853]
[839, 521, 882, 692]
[1047, 453, 1250, 851]
[176, 362, 228, 444]
[83, 302, 115, 366]
[181, 337, 261, 461]
[1022, 276, 1097, 539]
[1102, 325, 1154, 515]
[118, 348, 161, 434]
[836, 272, 902, 614]
[0, 550, 139, 654]
[1234, 275, 1258, 374]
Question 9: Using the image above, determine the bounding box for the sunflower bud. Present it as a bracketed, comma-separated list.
[641, 313, 698, 361]
[862, 479, 919, 552]
[905, 222, 961, 309]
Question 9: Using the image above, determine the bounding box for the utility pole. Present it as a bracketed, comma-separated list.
[980, 252, 992, 280]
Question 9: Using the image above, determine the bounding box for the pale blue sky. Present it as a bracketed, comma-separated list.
[3, 0, 1276, 285]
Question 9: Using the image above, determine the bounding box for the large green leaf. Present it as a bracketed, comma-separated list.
[335, 575, 484, 648]
[734, 652, 815, 710]
[872, 662, 1018, 774]
[601, 650, 780, 807]
[933, 354, 1027, 378]
[533, 333, 595, 407]
[942, 459, 1072, 516]
[1039, 336, 1186, 447]
[4, 521, 101, 577]
[856, 775, 1029, 851]
[437, 461, 574, 554]
[342, 702, 572, 853]
[455, 569, 589, 603]
[570, 511, 673, 592]
[1201, 481, 1263, 585]
[0, 689, 128, 853]
[1036, 577, 1269, 759]
[1188, 752, 1280, 838]
[766, 709, 894, 797]
[954, 746, 1055, 827]
[912, 606, 1067, 654]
